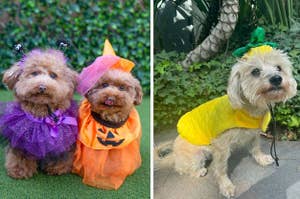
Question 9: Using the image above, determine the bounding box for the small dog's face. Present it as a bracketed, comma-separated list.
[3, 49, 77, 108]
[86, 69, 142, 122]
[228, 49, 297, 109]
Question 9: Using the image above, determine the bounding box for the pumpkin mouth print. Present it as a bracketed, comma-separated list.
[97, 128, 125, 147]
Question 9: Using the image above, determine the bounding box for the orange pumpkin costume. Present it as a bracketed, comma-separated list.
[73, 40, 142, 189]
[72, 99, 142, 190]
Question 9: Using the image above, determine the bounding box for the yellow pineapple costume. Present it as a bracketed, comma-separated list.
[178, 27, 276, 146]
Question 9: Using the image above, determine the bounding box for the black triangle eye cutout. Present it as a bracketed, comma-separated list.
[107, 131, 115, 138]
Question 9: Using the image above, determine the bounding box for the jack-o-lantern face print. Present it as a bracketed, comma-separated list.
[96, 128, 125, 147]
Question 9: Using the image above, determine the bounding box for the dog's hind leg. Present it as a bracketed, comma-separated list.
[249, 133, 274, 166]
[154, 140, 175, 171]
[173, 136, 211, 178]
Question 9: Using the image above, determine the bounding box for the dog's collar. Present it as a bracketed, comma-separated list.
[91, 111, 129, 128]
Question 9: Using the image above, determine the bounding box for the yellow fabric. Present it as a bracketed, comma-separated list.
[243, 45, 273, 59]
[72, 99, 142, 189]
[103, 39, 135, 72]
[103, 39, 116, 56]
[177, 95, 271, 146]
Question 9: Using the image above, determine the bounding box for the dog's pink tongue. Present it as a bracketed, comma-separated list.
[104, 99, 114, 106]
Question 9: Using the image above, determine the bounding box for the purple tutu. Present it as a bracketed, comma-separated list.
[0, 101, 78, 159]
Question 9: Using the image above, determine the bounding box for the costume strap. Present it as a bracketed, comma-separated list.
[268, 104, 279, 166]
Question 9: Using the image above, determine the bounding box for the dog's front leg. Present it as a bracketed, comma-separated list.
[5, 146, 37, 179]
[250, 133, 274, 166]
[42, 146, 75, 175]
[212, 146, 235, 199]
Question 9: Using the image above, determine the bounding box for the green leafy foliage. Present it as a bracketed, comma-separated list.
[255, 0, 295, 28]
[154, 51, 233, 131]
[0, 0, 150, 93]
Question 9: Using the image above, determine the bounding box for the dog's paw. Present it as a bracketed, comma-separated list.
[5, 150, 37, 179]
[190, 167, 208, 178]
[219, 179, 235, 199]
[7, 166, 36, 179]
[196, 168, 208, 177]
[43, 161, 72, 175]
[255, 154, 274, 166]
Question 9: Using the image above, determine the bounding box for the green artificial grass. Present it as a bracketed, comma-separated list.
[0, 90, 150, 199]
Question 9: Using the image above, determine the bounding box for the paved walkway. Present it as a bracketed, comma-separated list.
[154, 130, 300, 199]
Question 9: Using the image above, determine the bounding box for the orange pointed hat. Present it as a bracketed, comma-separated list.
[77, 39, 135, 95]
[103, 39, 135, 72]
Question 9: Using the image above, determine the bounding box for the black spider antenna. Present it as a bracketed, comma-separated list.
[14, 43, 25, 57]
[56, 38, 69, 51]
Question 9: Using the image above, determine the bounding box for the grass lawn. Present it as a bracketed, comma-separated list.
[0, 90, 150, 199]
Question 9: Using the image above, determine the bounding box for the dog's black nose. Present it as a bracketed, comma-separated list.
[269, 75, 282, 86]
[39, 85, 47, 93]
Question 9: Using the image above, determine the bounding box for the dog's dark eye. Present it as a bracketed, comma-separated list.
[49, 72, 58, 79]
[251, 68, 260, 77]
[85, 90, 93, 96]
[276, 65, 282, 72]
[119, 85, 126, 91]
[102, 83, 109, 88]
[31, 71, 39, 76]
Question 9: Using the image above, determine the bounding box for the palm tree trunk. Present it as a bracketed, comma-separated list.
[182, 0, 239, 68]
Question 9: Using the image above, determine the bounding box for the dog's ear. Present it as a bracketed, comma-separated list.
[65, 68, 78, 90]
[227, 63, 243, 109]
[2, 64, 22, 90]
[133, 77, 143, 105]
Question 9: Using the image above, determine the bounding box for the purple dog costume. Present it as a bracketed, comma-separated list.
[0, 101, 78, 159]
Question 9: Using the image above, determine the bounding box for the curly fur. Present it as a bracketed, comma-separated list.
[85, 69, 143, 123]
[155, 49, 297, 198]
[2, 48, 78, 178]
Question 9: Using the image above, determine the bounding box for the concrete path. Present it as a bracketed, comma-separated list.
[154, 130, 300, 199]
